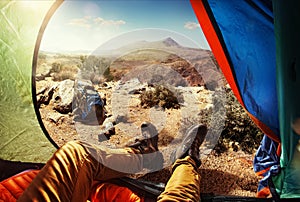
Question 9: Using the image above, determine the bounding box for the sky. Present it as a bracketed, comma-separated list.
[40, 0, 210, 53]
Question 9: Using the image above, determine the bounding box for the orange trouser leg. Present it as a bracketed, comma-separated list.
[157, 156, 201, 202]
[17, 141, 143, 202]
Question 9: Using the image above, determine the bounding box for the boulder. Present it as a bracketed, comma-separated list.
[53, 79, 74, 114]
[35, 63, 52, 81]
[36, 85, 56, 107]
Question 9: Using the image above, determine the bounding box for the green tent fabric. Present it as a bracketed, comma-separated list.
[273, 0, 300, 198]
[0, 1, 56, 162]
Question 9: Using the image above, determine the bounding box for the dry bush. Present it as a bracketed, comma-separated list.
[52, 65, 78, 81]
[140, 85, 181, 109]
[51, 62, 61, 73]
[215, 87, 264, 154]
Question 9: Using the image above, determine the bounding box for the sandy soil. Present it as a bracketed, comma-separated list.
[37, 79, 260, 197]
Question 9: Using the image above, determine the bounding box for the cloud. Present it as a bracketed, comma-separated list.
[68, 16, 126, 28]
[94, 17, 126, 26]
[184, 22, 200, 30]
[68, 17, 91, 28]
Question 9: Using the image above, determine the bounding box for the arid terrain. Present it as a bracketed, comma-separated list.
[35, 38, 263, 197]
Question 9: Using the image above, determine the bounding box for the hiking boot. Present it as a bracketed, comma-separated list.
[171, 124, 207, 167]
[128, 122, 159, 154]
[127, 122, 163, 171]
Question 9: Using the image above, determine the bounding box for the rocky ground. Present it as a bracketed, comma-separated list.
[36, 78, 262, 197]
[36, 46, 263, 197]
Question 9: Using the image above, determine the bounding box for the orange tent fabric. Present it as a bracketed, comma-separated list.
[0, 169, 144, 202]
[91, 182, 144, 202]
[0, 169, 39, 202]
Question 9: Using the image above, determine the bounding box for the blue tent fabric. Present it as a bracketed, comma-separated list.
[204, 0, 279, 137]
[253, 135, 280, 195]
[197, 0, 281, 196]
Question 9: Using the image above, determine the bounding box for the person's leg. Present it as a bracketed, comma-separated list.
[157, 124, 207, 202]
[18, 122, 162, 202]
[157, 156, 201, 202]
[17, 141, 142, 202]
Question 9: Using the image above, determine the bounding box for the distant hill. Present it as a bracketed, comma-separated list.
[92, 37, 211, 59]
[40, 37, 210, 59]
[39, 37, 223, 89]
[102, 37, 224, 89]
[39, 49, 92, 56]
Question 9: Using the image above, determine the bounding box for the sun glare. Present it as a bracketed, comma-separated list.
[18, 0, 54, 11]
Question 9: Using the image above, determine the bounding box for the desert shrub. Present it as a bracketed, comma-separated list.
[90, 67, 114, 84]
[80, 55, 87, 64]
[51, 62, 61, 73]
[214, 86, 264, 154]
[140, 85, 181, 109]
[80, 55, 114, 83]
[52, 65, 78, 81]
[103, 67, 114, 81]
[38, 53, 47, 66]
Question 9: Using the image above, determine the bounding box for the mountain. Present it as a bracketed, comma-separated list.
[162, 37, 181, 47]
[92, 37, 207, 57]
[98, 37, 222, 88]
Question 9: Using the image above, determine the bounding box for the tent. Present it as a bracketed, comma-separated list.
[0, 1, 58, 162]
[191, 0, 300, 199]
[1, 0, 300, 200]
